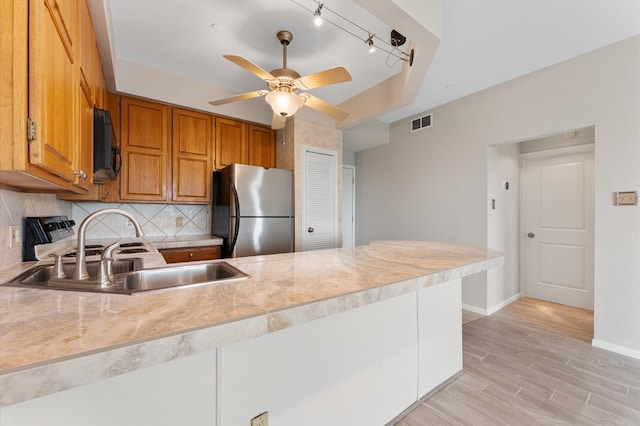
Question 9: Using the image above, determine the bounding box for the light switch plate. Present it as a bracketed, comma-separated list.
[251, 412, 268, 426]
[8, 226, 20, 248]
[614, 191, 638, 206]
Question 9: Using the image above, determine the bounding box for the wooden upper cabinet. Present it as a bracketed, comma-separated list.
[248, 124, 276, 168]
[28, 0, 79, 184]
[172, 108, 213, 203]
[75, 77, 94, 191]
[73, 0, 97, 190]
[79, 0, 96, 103]
[215, 117, 248, 169]
[120, 97, 170, 201]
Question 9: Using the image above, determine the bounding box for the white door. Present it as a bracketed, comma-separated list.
[342, 165, 355, 248]
[522, 145, 594, 310]
[302, 147, 338, 251]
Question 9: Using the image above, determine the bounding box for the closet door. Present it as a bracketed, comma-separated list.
[302, 147, 338, 251]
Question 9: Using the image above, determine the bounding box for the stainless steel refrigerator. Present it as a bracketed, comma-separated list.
[212, 164, 294, 257]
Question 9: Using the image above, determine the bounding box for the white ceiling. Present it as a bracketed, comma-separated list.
[102, 0, 640, 150]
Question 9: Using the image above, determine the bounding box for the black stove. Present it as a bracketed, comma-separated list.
[63, 247, 103, 257]
[23, 216, 76, 261]
[119, 242, 144, 248]
[62, 242, 149, 257]
[22, 216, 149, 261]
[119, 248, 148, 254]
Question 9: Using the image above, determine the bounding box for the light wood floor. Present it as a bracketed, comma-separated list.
[396, 297, 640, 425]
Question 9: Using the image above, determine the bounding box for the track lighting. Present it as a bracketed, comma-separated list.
[313, 3, 323, 26]
[291, 0, 415, 66]
[366, 33, 375, 53]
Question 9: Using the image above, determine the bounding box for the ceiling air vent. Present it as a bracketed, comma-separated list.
[411, 113, 432, 132]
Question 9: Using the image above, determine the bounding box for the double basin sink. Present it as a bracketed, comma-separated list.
[7, 258, 249, 295]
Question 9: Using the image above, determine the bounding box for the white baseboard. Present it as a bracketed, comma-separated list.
[462, 293, 521, 316]
[592, 338, 640, 360]
[461, 304, 487, 315]
[487, 293, 521, 315]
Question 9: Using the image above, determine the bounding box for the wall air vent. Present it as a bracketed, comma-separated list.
[410, 113, 432, 132]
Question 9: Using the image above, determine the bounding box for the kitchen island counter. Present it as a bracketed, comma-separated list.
[0, 240, 502, 407]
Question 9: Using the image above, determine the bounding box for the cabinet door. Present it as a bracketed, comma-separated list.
[215, 117, 247, 170]
[172, 108, 213, 202]
[248, 124, 275, 168]
[28, 0, 78, 184]
[120, 97, 170, 201]
[79, 0, 96, 104]
[75, 76, 93, 190]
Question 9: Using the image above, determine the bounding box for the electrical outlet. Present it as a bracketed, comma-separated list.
[251, 411, 268, 426]
[176, 216, 184, 227]
[124, 218, 134, 229]
[8, 226, 20, 249]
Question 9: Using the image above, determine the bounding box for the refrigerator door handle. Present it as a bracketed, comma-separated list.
[229, 180, 240, 255]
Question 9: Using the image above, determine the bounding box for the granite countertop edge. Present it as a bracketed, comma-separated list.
[0, 240, 503, 407]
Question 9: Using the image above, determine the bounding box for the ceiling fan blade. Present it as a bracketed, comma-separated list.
[295, 67, 352, 90]
[271, 114, 286, 130]
[302, 94, 349, 121]
[209, 90, 267, 106]
[223, 55, 276, 81]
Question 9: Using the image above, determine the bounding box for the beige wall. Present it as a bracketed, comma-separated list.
[355, 36, 640, 357]
[277, 118, 343, 251]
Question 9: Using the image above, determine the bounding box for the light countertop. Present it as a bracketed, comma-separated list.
[0, 240, 503, 406]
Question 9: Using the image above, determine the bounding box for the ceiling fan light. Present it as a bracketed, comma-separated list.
[265, 91, 304, 117]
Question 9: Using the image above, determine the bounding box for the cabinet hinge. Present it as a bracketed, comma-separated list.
[27, 118, 36, 142]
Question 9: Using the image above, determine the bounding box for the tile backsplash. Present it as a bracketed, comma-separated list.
[0, 190, 72, 271]
[0, 188, 210, 271]
[71, 202, 209, 239]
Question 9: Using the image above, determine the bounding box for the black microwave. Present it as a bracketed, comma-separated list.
[93, 107, 121, 183]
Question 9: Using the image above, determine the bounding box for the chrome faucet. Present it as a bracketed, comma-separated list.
[72, 208, 144, 280]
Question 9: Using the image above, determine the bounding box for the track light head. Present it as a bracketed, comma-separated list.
[313, 3, 324, 26]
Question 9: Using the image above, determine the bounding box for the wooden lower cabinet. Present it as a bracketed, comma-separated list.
[159, 246, 221, 263]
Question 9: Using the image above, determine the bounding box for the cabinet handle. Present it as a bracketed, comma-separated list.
[189, 252, 194, 259]
[308, 227, 314, 233]
[74, 170, 87, 180]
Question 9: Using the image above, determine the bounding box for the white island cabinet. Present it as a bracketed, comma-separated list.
[0, 241, 502, 425]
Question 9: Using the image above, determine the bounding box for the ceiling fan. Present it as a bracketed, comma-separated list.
[209, 30, 352, 129]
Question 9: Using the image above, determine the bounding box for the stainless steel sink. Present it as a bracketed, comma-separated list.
[120, 262, 249, 293]
[18, 258, 144, 284]
[6, 258, 144, 292]
[5, 260, 248, 295]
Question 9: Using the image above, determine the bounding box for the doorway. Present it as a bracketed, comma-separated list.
[342, 165, 355, 248]
[521, 144, 595, 310]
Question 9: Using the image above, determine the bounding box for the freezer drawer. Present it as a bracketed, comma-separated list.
[230, 217, 293, 257]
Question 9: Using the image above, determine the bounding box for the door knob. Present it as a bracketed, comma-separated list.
[527, 232, 535, 238]
[308, 227, 314, 233]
